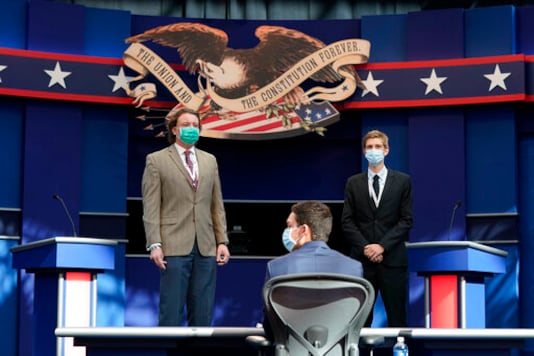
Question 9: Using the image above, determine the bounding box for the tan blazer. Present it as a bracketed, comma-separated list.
[142, 145, 228, 256]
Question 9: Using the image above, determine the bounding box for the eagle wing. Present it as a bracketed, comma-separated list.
[125, 22, 228, 74]
[253, 26, 352, 83]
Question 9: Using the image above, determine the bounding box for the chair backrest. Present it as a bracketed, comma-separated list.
[263, 273, 375, 356]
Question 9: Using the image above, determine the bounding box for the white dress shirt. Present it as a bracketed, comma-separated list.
[368, 167, 388, 207]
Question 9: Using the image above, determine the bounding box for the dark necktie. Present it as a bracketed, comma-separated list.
[373, 175, 380, 197]
[184, 150, 198, 190]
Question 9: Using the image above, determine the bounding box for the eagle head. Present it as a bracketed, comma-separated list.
[197, 57, 248, 91]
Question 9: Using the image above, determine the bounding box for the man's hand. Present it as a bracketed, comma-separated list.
[150, 247, 167, 270]
[217, 244, 230, 266]
[364, 244, 384, 263]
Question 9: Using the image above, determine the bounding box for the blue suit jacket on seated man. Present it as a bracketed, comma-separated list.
[263, 200, 364, 339]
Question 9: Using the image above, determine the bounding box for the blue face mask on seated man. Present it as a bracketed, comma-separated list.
[282, 228, 297, 252]
[180, 127, 200, 145]
[365, 148, 385, 166]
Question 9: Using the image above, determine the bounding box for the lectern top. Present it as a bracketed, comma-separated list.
[406, 241, 508, 257]
[10, 236, 117, 253]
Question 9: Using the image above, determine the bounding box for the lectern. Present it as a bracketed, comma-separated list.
[11, 237, 117, 356]
[407, 241, 507, 328]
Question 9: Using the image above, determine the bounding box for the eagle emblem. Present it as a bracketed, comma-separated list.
[123, 22, 370, 139]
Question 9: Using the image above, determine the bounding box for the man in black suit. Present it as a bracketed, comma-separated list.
[342, 129, 413, 327]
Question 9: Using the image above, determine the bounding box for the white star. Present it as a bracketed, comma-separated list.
[0, 65, 7, 83]
[360, 72, 384, 97]
[44, 62, 71, 89]
[484, 64, 511, 91]
[108, 67, 135, 93]
[420, 68, 447, 95]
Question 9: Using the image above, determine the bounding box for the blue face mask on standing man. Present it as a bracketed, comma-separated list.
[365, 148, 385, 167]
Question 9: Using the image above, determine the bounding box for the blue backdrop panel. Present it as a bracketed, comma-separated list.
[519, 135, 534, 355]
[408, 108, 466, 242]
[81, 105, 129, 213]
[127, 136, 161, 199]
[517, 6, 534, 54]
[485, 243, 519, 328]
[27, 0, 85, 54]
[20, 99, 88, 356]
[407, 108, 465, 328]
[203, 116, 362, 201]
[20, 102, 82, 356]
[406, 8, 465, 60]
[97, 241, 126, 327]
[463, 5, 520, 333]
[124, 256, 268, 327]
[405, 8, 467, 327]
[0, 0, 26, 49]
[361, 14, 406, 62]
[0, 237, 19, 356]
[519, 106, 534, 135]
[124, 257, 160, 326]
[360, 109, 409, 173]
[84, 7, 131, 57]
[0, 98, 24, 208]
[22, 102, 82, 241]
[465, 6, 516, 58]
[213, 257, 268, 327]
[465, 105, 517, 214]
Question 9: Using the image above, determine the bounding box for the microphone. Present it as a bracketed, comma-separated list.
[52, 194, 77, 237]
[447, 200, 462, 241]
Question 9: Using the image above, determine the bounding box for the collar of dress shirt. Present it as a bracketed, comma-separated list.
[174, 143, 196, 157]
[368, 166, 388, 182]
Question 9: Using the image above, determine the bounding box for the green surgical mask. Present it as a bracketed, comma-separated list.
[179, 127, 200, 145]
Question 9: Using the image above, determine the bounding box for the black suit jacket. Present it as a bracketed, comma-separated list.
[342, 169, 413, 267]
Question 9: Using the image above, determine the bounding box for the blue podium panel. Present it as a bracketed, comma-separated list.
[407, 241, 507, 328]
[408, 241, 507, 274]
[11, 237, 117, 356]
[11, 237, 116, 271]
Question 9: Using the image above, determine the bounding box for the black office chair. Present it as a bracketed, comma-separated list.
[262, 273, 375, 356]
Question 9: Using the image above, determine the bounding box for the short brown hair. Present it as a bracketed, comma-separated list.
[291, 200, 332, 242]
[362, 129, 389, 149]
[166, 107, 201, 144]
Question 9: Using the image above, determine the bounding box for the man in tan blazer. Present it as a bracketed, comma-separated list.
[142, 107, 230, 326]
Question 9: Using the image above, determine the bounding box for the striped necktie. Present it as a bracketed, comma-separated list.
[184, 150, 198, 190]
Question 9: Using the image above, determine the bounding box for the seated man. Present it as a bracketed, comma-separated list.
[263, 200, 364, 338]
